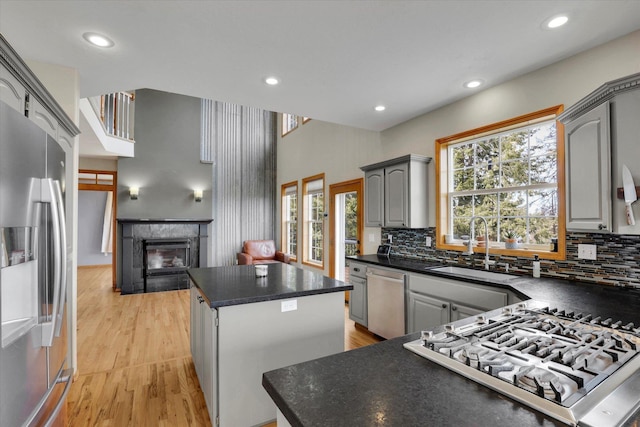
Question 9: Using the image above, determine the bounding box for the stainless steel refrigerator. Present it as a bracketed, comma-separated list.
[1, 100, 72, 426]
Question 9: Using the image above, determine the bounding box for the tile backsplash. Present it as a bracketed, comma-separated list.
[382, 228, 640, 288]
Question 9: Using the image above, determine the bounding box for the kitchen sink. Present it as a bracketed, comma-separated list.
[428, 266, 518, 282]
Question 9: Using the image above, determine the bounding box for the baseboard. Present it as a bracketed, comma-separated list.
[78, 264, 111, 269]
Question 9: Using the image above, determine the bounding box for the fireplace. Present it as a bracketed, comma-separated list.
[144, 238, 191, 292]
[118, 218, 212, 294]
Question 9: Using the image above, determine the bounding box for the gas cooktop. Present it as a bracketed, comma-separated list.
[404, 300, 640, 426]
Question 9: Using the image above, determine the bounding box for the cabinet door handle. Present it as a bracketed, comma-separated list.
[452, 305, 457, 311]
[598, 224, 607, 230]
[441, 304, 447, 308]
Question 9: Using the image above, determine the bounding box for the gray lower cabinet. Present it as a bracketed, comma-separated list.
[190, 285, 216, 422]
[407, 273, 510, 333]
[450, 302, 485, 322]
[408, 292, 449, 332]
[348, 276, 367, 326]
[190, 283, 345, 426]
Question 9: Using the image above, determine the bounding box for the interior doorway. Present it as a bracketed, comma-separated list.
[329, 179, 363, 300]
[78, 170, 118, 290]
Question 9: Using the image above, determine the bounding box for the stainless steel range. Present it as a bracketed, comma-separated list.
[404, 300, 640, 427]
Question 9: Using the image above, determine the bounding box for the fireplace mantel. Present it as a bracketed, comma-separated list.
[118, 218, 213, 224]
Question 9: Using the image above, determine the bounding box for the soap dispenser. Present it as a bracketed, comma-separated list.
[532, 254, 540, 278]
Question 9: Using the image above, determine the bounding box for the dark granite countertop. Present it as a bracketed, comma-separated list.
[348, 254, 640, 321]
[262, 254, 640, 427]
[187, 263, 352, 309]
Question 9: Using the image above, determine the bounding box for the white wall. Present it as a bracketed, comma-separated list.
[79, 157, 117, 171]
[277, 29, 640, 275]
[277, 119, 382, 271]
[381, 30, 640, 225]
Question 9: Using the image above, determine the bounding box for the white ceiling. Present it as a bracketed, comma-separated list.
[1, 1, 640, 133]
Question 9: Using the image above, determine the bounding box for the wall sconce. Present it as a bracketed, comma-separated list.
[194, 189, 203, 203]
[129, 187, 139, 200]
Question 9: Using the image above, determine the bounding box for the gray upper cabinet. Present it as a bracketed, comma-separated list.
[29, 96, 59, 139]
[564, 102, 611, 232]
[364, 168, 384, 227]
[361, 154, 431, 228]
[610, 89, 640, 234]
[559, 72, 640, 234]
[384, 162, 409, 227]
[0, 66, 25, 113]
[0, 34, 79, 145]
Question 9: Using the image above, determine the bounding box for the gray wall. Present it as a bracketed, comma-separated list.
[117, 89, 213, 219]
[115, 90, 276, 268]
[207, 102, 277, 266]
[77, 191, 111, 266]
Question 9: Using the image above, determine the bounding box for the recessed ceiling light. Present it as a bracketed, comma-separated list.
[464, 80, 483, 89]
[82, 32, 114, 48]
[546, 15, 569, 29]
[265, 77, 279, 86]
[374, 105, 386, 112]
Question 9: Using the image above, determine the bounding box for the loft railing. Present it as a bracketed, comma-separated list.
[94, 92, 135, 140]
[345, 239, 358, 256]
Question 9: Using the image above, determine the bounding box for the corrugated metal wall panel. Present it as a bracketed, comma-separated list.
[204, 101, 276, 266]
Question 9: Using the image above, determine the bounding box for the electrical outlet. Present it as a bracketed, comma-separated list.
[281, 299, 297, 312]
[577, 244, 597, 260]
[388, 234, 393, 243]
[426, 237, 432, 247]
[368, 233, 375, 242]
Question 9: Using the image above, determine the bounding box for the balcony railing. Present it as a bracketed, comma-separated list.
[96, 92, 135, 140]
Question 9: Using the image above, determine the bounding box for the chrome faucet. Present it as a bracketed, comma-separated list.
[463, 216, 495, 270]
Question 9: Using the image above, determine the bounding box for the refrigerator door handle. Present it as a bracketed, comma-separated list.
[22, 368, 73, 427]
[40, 178, 61, 347]
[43, 369, 73, 427]
[53, 180, 67, 336]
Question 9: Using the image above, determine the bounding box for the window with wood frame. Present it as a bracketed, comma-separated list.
[302, 174, 325, 268]
[435, 106, 566, 260]
[282, 113, 298, 136]
[281, 181, 298, 261]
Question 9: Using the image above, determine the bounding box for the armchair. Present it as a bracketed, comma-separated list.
[237, 240, 291, 265]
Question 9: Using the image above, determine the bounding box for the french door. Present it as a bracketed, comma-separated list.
[329, 179, 363, 292]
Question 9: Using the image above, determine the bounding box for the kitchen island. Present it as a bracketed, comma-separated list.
[263, 256, 640, 427]
[188, 263, 351, 427]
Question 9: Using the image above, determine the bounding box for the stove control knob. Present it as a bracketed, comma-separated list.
[420, 330, 433, 344]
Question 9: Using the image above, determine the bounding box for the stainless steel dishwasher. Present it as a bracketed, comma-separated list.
[366, 267, 406, 339]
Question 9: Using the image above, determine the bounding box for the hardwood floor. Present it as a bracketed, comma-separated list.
[68, 266, 381, 426]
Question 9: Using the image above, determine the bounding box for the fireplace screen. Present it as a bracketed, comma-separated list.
[143, 239, 191, 292]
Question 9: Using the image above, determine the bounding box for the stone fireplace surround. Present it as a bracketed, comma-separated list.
[118, 218, 212, 294]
